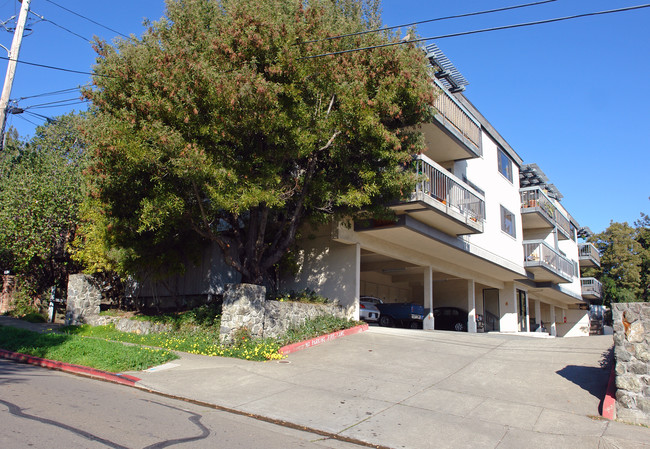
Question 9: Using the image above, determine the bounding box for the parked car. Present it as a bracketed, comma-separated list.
[432, 307, 468, 332]
[361, 296, 424, 328]
[359, 298, 380, 322]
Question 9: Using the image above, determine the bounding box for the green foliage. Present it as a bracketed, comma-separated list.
[0, 114, 89, 295]
[82, 0, 435, 284]
[21, 312, 47, 323]
[278, 315, 362, 346]
[61, 310, 360, 361]
[589, 208, 650, 305]
[0, 325, 177, 372]
[63, 323, 283, 361]
[268, 288, 329, 304]
[7, 283, 40, 318]
[110, 303, 222, 330]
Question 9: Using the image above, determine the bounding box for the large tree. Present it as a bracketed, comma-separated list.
[81, 0, 435, 284]
[588, 212, 649, 304]
[0, 114, 88, 295]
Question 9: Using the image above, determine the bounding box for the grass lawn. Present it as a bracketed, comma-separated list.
[0, 325, 177, 372]
[0, 313, 363, 371]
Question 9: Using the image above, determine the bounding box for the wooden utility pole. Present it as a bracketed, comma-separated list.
[0, 0, 31, 148]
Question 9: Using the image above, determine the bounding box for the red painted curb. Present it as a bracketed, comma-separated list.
[602, 364, 617, 420]
[279, 323, 369, 355]
[0, 348, 141, 386]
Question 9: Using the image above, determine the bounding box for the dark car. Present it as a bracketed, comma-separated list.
[361, 296, 425, 328]
[433, 307, 468, 332]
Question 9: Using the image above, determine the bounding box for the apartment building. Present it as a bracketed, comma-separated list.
[284, 44, 594, 337]
[131, 43, 596, 337]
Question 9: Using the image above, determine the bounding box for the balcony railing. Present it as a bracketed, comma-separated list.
[579, 243, 601, 266]
[524, 240, 575, 281]
[432, 79, 481, 154]
[413, 155, 485, 225]
[520, 187, 573, 239]
[581, 277, 603, 298]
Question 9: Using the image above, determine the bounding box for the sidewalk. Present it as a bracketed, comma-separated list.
[1, 316, 649, 448]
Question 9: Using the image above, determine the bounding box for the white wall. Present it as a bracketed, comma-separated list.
[283, 233, 359, 311]
[557, 235, 583, 298]
[499, 282, 518, 332]
[556, 308, 590, 337]
[461, 132, 524, 269]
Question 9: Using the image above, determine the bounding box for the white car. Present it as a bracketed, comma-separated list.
[359, 296, 382, 322]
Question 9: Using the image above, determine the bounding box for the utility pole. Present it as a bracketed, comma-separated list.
[0, 0, 31, 149]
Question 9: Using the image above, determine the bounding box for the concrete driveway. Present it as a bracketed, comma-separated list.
[130, 326, 650, 448]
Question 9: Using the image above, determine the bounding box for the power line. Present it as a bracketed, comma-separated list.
[0, 54, 116, 77]
[43, 0, 129, 39]
[14, 114, 39, 126]
[299, 3, 650, 60]
[22, 97, 84, 109]
[29, 10, 92, 43]
[27, 101, 87, 110]
[298, 0, 558, 45]
[17, 86, 87, 101]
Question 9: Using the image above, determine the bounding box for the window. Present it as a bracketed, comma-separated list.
[497, 148, 513, 183]
[500, 205, 516, 238]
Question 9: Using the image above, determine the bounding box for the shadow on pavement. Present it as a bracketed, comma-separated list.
[556, 364, 610, 401]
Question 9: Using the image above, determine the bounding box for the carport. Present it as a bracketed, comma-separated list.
[359, 248, 483, 332]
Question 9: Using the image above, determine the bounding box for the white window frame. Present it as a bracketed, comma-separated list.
[497, 148, 513, 183]
[500, 205, 516, 238]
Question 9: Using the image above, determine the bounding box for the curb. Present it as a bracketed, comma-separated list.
[0, 349, 141, 386]
[602, 364, 617, 420]
[279, 323, 369, 355]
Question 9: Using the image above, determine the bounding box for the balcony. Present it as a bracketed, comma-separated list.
[581, 277, 603, 300]
[390, 154, 485, 236]
[578, 243, 601, 268]
[520, 187, 573, 240]
[523, 240, 575, 283]
[421, 78, 481, 163]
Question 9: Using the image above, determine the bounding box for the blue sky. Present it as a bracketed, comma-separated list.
[1, 0, 648, 234]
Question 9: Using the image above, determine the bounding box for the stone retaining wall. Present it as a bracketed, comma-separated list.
[612, 302, 650, 426]
[66, 274, 102, 325]
[219, 283, 352, 343]
[86, 315, 172, 335]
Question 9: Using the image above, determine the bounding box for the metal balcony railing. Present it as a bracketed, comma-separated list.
[432, 79, 481, 154]
[414, 155, 485, 224]
[523, 240, 576, 280]
[520, 187, 573, 239]
[579, 243, 601, 265]
[581, 277, 603, 297]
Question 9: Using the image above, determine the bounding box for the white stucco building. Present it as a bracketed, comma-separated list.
[283, 44, 601, 337]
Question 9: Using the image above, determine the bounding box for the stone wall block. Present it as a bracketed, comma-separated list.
[66, 274, 102, 325]
[628, 321, 645, 343]
[613, 302, 650, 426]
[616, 374, 643, 392]
[616, 390, 636, 409]
[629, 362, 649, 375]
[615, 346, 632, 363]
[635, 347, 650, 362]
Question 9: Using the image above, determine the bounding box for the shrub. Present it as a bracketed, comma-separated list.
[21, 312, 47, 323]
[9, 283, 40, 318]
[268, 289, 329, 304]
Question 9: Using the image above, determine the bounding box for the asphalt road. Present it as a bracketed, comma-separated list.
[0, 359, 364, 449]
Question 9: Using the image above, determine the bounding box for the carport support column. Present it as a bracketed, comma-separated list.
[467, 279, 477, 333]
[550, 305, 557, 337]
[499, 282, 518, 332]
[423, 266, 434, 330]
[353, 243, 361, 321]
[534, 300, 541, 331]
